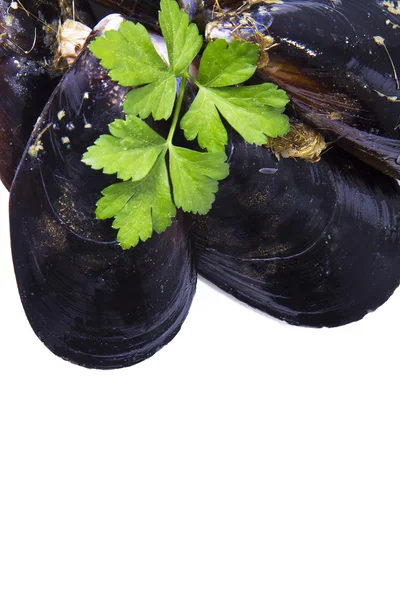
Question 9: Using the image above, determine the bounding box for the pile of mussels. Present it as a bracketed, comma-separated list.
[1, 0, 400, 369]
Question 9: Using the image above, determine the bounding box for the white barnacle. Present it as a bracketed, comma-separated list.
[57, 19, 91, 66]
[373, 35, 385, 45]
[27, 122, 52, 157]
[83, 115, 92, 129]
[383, 0, 400, 16]
[386, 18, 400, 28]
[57, 110, 66, 121]
[28, 140, 44, 158]
[61, 136, 70, 145]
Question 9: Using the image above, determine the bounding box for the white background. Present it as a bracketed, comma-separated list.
[1, 179, 399, 599]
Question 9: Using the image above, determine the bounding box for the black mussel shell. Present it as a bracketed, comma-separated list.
[9, 17, 196, 368]
[206, 0, 400, 179]
[192, 136, 400, 327]
[88, 0, 198, 23]
[87, 0, 160, 27]
[0, 0, 96, 189]
[267, 0, 400, 114]
[264, 0, 400, 178]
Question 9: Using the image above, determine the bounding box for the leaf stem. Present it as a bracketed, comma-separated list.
[166, 74, 188, 145]
[187, 73, 201, 87]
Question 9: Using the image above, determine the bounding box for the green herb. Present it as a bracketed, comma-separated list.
[82, 0, 290, 249]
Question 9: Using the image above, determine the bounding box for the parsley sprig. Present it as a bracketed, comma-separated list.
[82, 0, 290, 249]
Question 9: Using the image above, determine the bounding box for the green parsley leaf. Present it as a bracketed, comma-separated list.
[169, 146, 229, 214]
[210, 84, 290, 142]
[83, 0, 292, 249]
[179, 88, 228, 151]
[198, 39, 259, 87]
[158, 0, 203, 75]
[91, 1, 202, 121]
[82, 116, 166, 181]
[96, 158, 176, 249]
[181, 83, 290, 151]
[89, 20, 169, 87]
[90, 20, 177, 120]
[123, 76, 177, 121]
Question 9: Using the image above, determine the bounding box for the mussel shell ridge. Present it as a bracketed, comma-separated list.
[9, 19, 196, 369]
[193, 137, 400, 327]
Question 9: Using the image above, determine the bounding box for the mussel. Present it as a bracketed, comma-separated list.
[9, 15, 196, 368]
[0, 0, 96, 189]
[188, 0, 400, 327]
[192, 133, 400, 327]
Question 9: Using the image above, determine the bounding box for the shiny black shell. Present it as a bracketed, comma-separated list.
[89, 0, 158, 23]
[264, 0, 400, 178]
[193, 136, 400, 327]
[9, 24, 196, 368]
